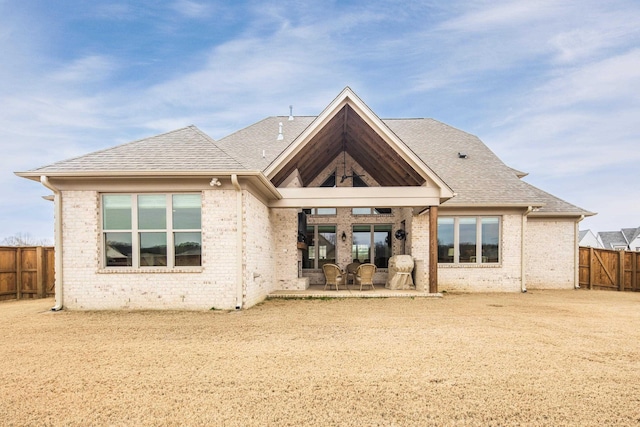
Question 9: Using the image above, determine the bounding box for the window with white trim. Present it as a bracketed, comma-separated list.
[437, 216, 500, 264]
[102, 194, 202, 268]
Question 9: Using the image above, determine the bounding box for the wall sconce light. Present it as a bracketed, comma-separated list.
[341, 231, 347, 242]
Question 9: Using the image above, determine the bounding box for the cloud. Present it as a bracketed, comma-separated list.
[537, 49, 640, 108]
[1, 0, 640, 240]
[170, 0, 214, 19]
[438, 0, 560, 32]
[51, 55, 118, 84]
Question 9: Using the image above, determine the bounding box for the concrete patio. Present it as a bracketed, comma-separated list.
[268, 284, 442, 299]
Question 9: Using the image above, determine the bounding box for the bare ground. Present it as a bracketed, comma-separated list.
[1, 290, 639, 426]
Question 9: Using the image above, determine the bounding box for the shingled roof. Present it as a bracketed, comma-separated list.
[214, 115, 591, 215]
[23, 125, 245, 173]
[18, 94, 593, 217]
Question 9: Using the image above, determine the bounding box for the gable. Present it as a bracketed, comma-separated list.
[269, 104, 425, 187]
[264, 87, 453, 197]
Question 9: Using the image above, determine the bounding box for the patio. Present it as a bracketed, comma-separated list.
[268, 284, 442, 299]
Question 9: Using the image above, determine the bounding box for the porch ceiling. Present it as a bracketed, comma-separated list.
[271, 105, 426, 187]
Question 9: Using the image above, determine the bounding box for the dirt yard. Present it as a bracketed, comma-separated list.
[1, 290, 639, 426]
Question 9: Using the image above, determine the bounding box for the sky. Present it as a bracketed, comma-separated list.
[1, 0, 639, 243]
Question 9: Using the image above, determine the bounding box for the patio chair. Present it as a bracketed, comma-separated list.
[355, 263, 376, 291]
[322, 263, 345, 291]
[345, 261, 361, 286]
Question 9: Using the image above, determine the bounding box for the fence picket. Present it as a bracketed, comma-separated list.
[0, 246, 54, 301]
[579, 246, 639, 292]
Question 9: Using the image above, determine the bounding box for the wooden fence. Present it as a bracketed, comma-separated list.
[579, 247, 640, 292]
[0, 246, 55, 301]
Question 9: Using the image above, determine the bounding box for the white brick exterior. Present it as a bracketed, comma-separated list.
[57, 187, 579, 310]
[243, 191, 276, 307]
[61, 189, 240, 310]
[272, 208, 301, 290]
[525, 217, 577, 289]
[436, 214, 523, 292]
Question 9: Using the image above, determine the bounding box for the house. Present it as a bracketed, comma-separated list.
[16, 87, 594, 310]
[622, 228, 640, 252]
[578, 229, 603, 248]
[597, 227, 640, 251]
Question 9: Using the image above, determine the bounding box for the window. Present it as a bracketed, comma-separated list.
[302, 225, 336, 269]
[438, 216, 500, 264]
[352, 224, 392, 268]
[352, 207, 393, 215]
[102, 194, 202, 268]
[320, 171, 337, 188]
[303, 208, 337, 215]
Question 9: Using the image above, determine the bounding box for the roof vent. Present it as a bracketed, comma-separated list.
[288, 105, 294, 121]
[458, 152, 468, 159]
[277, 122, 284, 141]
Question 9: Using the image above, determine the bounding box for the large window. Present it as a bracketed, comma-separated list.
[437, 216, 500, 264]
[102, 194, 202, 268]
[302, 225, 337, 269]
[352, 224, 392, 268]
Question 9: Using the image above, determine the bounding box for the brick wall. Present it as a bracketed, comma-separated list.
[525, 217, 576, 289]
[57, 188, 577, 309]
[272, 208, 301, 290]
[243, 191, 277, 307]
[437, 214, 523, 292]
[61, 189, 239, 310]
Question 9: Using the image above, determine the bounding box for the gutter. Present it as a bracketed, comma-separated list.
[231, 174, 244, 310]
[575, 215, 585, 289]
[521, 206, 533, 293]
[40, 176, 63, 311]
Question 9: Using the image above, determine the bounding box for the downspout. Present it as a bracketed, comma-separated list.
[575, 215, 585, 289]
[40, 176, 63, 311]
[521, 206, 533, 293]
[231, 174, 243, 310]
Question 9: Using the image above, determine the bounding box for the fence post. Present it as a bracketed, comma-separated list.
[618, 250, 625, 291]
[631, 252, 640, 291]
[16, 247, 22, 300]
[588, 247, 594, 290]
[37, 247, 45, 298]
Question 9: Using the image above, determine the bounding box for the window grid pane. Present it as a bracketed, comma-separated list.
[352, 225, 371, 263]
[105, 232, 132, 267]
[138, 195, 167, 230]
[103, 195, 132, 230]
[482, 218, 500, 263]
[139, 232, 167, 266]
[373, 225, 392, 268]
[175, 232, 202, 266]
[437, 218, 454, 263]
[173, 194, 201, 229]
[317, 226, 336, 269]
[459, 218, 477, 263]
